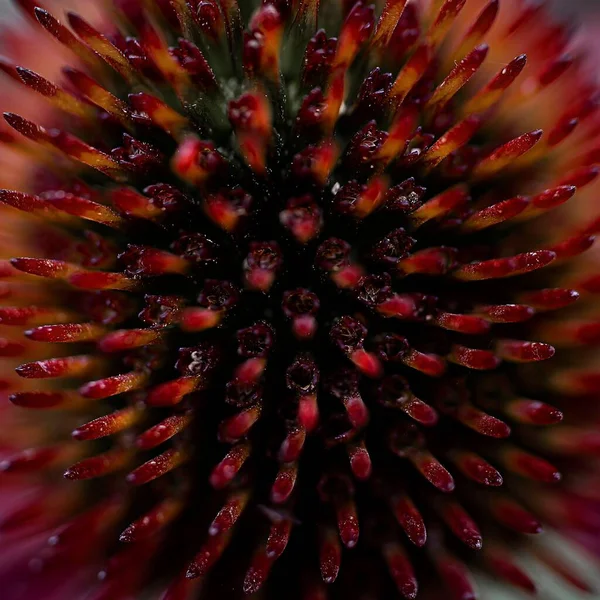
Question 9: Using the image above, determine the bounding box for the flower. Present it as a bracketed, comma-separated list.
[1, 0, 600, 598]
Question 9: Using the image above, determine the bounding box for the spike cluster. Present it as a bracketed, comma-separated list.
[1, 0, 600, 598]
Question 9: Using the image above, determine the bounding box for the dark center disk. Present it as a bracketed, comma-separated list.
[2, 1, 599, 599]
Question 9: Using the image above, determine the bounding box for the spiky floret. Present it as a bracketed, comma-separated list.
[1, 0, 600, 598]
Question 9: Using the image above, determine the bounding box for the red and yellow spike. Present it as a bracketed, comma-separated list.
[45, 193, 125, 227]
[26, 322, 106, 343]
[450, 0, 499, 64]
[243, 518, 293, 593]
[391, 494, 427, 547]
[9, 390, 83, 410]
[186, 530, 233, 579]
[229, 90, 273, 175]
[319, 527, 342, 583]
[79, 371, 148, 400]
[64, 448, 131, 480]
[0, 306, 77, 326]
[63, 67, 133, 128]
[411, 186, 469, 226]
[448, 345, 501, 370]
[121, 497, 185, 543]
[219, 403, 262, 443]
[127, 448, 188, 486]
[136, 414, 193, 451]
[209, 443, 251, 489]
[130, 92, 189, 138]
[384, 542, 418, 599]
[73, 406, 142, 441]
[496, 340, 555, 363]
[451, 450, 503, 486]
[34, 8, 100, 69]
[500, 448, 561, 483]
[485, 548, 536, 596]
[209, 490, 250, 536]
[389, 43, 432, 109]
[409, 449, 455, 493]
[247, 4, 284, 84]
[139, 20, 191, 98]
[99, 328, 163, 353]
[370, 0, 409, 53]
[490, 498, 542, 534]
[333, 2, 375, 70]
[427, 0, 466, 49]
[439, 502, 482, 550]
[67, 12, 137, 81]
[427, 44, 489, 116]
[462, 54, 528, 116]
[147, 376, 201, 407]
[271, 463, 298, 504]
[421, 116, 481, 171]
[16, 354, 102, 379]
[453, 250, 556, 281]
[505, 398, 563, 426]
[16, 67, 91, 119]
[461, 195, 529, 232]
[474, 130, 543, 179]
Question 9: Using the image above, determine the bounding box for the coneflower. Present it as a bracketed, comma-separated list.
[1, 0, 600, 598]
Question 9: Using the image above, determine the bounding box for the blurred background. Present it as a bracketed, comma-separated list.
[553, 0, 597, 15]
[0, 0, 598, 19]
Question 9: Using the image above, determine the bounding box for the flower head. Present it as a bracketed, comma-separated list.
[1, 0, 600, 598]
